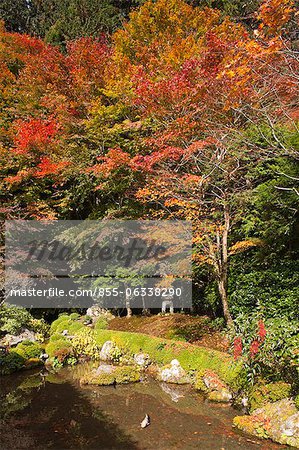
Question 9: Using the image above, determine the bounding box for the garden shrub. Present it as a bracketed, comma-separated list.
[71, 328, 99, 359]
[0, 305, 34, 335]
[12, 340, 42, 359]
[45, 337, 72, 358]
[229, 261, 299, 320]
[0, 352, 25, 375]
[232, 313, 299, 385]
[94, 317, 108, 331]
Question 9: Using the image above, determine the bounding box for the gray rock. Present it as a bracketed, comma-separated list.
[283, 413, 299, 437]
[99, 341, 121, 362]
[86, 306, 114, 322]
[2, 329, 37, 347]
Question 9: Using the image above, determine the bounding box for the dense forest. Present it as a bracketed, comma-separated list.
[0, 1, 299, 448]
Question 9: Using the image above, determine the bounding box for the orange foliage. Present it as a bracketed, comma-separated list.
[258, 0, 295, 34]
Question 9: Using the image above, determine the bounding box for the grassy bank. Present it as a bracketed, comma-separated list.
[44, 313, 243, 390]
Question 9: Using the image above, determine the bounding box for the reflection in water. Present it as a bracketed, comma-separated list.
[0, 364, 289, 450]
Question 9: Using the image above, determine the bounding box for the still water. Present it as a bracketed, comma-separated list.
[0, 364, 289, 450]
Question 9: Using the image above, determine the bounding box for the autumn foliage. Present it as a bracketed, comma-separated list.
[0, 0, 298, 320]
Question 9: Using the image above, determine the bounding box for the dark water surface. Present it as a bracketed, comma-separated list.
[0, 364, 289, 450]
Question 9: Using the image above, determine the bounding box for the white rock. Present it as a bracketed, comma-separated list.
[158, 359, 189, 384]
[134, 353, 151, 367]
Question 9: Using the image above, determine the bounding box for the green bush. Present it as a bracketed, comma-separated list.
[232, 313, 299, 386]
[0, 305, 34, 335]
[249, 381, 291, 412]
[71, 328, 99, 358]
[94, 317, 108, 331]
[0, 352, 25, 375]
[45, 337, 72, 358]
[29, 318, 50, 338]
[12, 340, 42, 359]
[69, 313, 80, 320]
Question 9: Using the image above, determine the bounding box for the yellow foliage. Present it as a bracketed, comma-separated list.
[229, 239, 264, 255]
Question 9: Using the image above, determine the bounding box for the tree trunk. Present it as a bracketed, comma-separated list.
[216, 204, 234, 328]
[217, 275, 233, 327]
[125, 292, 132, 318]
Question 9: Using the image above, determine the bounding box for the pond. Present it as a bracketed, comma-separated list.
[0, 364, 289, 450]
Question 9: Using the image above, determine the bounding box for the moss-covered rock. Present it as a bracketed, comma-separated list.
[195, 369, 232, 402]
[114, 365, 141, 383]
[12, 340, 42, 360]
[234, 398, 299, 447]
[80, 364, 140, 385]
[249, 381, 292, 412]
[207, 390, 232, 402]
[24, 357, 43, 369]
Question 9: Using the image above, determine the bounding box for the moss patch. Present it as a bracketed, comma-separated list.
[249, 381, 291, 412]
[233, 414, 270, 439]
[81, 365, 140, 385]
[11, 340, 42, 360]
[48, 314, 242, 390]
[94, 329, 241, 389]
[45, 336, 72, 358]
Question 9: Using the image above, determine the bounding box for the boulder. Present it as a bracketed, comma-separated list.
[99, 341, 121, 362]
[195, 369, 232, 403]
[86, 306, 114, 322]
[207, 390, 232, 402]
[1, 329, 37, 347]
[158, 359, 190, 384]
[234, 398, 299, 448]
[134, 352, 151, 368]
[81, 364, 140, 385]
